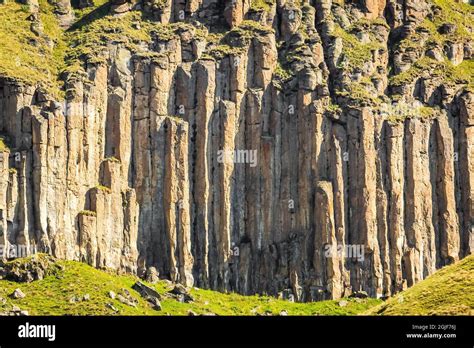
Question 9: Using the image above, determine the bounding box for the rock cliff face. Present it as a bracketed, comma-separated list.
[0, 0, 473, 301]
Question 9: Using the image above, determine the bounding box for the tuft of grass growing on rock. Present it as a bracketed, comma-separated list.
[95, 185, 112, 193]
[0, 135, 10, 152]
[332, 22, 384, 72]
[273, 61, 292, 81]
[64, 11, 210, 74]
[391, 57, 474, 89]
[78, 210, 97, 217]
[73, 0, 109, 19]
[250, 0, 275, 12]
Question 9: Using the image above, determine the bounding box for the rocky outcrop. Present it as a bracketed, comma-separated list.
[0, 0, 472, 302]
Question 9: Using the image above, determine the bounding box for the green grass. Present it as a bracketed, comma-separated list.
[366, 254, 474, 315]
[397, 0, 473, 52]
[205, 20, 274, 59]
[0, 255, 381, 316]
[391, 58, 474, 90]
[430, 0, 474, 41]
[0, 1, 210, 88]
[0, 0, 65, 97]
[332, 22, 385, 72]
[336, 81, 382, 106]
[274, 62, 292, 80]
[95, 185, 112, 193]
[73, 0, 109, 19]
[391, 0, 473, 91]
[64, 10, 212, 73]
[250, 0, 275, 12]
[390, 56, 442, 87]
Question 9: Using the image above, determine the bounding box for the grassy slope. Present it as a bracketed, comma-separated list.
[0, 256, 380, 316]
[366, 254, 474, 315]
[0, 0, 65, 96]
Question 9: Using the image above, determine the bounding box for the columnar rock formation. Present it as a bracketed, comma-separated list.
[0, 0, 472, 301]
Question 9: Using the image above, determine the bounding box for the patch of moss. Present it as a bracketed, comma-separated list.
[431, 0, 474, 40]
[65, 11, 210, 74]
[250, 0, 275, 12]
[351, 17, 390, 30]
[237, 20, 274, 36]
[95, 185, 112, 194]
[207, 44, 245, 60]
[390, 57, 440, 87]
[391, 58, 474, 90]
[384, 104, 437, 123]
[337, 81, 381, 105]
[73, 0, 109, 19]
[206, 20, 273, 59]
[65, 11, 152, 70]
[0, 136, 10, 152]
[332, 22, 384, 72]
[273, 62, 292, 80]
[326, 103, 342, 113]
[449, 59, 474, 89]
[393, 0, 473, 85]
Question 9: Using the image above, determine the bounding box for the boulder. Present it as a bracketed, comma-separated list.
[132, 282, 162, 311]
[145, 267, 159, 284]
[168, 284, 194, 303]
[349, 291, 369, 299]
[11, 289, 26, 299]
[2, 254, 60, 283]
[116, 289, 138, 307]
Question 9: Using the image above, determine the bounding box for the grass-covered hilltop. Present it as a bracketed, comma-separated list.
[0, 254, 472, 315]
[367, 254, 474, 315]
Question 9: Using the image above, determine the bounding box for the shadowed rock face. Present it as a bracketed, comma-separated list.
[0, 0, 472, 301]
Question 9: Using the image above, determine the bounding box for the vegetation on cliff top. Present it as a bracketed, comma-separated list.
[0, 255, 381, 315]
[366, 254, 474, 315]
[1, 0, 472, 96]
[391, 0, 474, 90]
[0, 0, 277, 88]
[0, 0, 65, 96]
